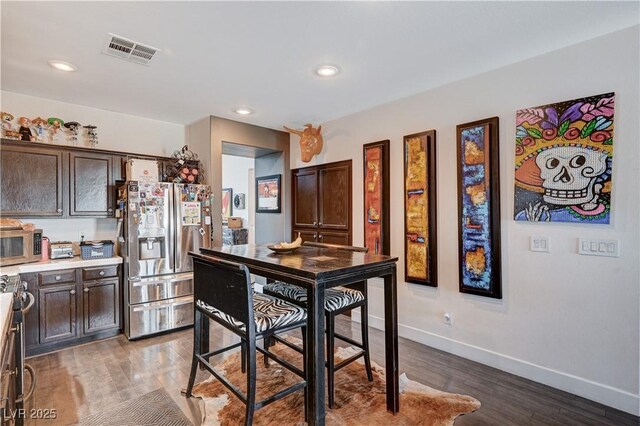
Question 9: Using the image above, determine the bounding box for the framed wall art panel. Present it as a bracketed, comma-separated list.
[256, 174, 281, 213]
[514, 92, 614, 223]
[363, 140, 390, 255]
[456, 117, 501, 298]
[221, 187, 233, 219]
[403, 130, 437, 286]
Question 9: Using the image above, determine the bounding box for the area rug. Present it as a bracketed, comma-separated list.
[190, 340, 480, 425]
[76, 388, 192, 426]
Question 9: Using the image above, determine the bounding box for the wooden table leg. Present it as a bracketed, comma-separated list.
[384, 265, 399, 413]
[306, 282, 326, 426]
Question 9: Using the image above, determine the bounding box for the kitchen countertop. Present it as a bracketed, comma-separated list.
[0, 256, 123, 277]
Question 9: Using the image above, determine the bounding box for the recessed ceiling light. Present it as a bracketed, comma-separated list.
[48, 60, 77, 72]
[315, 65, 340, 77]
[234, 107, 254, 115]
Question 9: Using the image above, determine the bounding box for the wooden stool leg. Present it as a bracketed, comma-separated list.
[185, 309, 202, 397]
[361, 302, 373, 382]
[327, 312, 336, 408]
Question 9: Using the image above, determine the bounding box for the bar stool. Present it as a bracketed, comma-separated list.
[263, 241, 373, 408]
[185, 256, 308, 426]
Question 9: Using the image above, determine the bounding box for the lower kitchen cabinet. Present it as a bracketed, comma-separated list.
[23, 264, 122, 357]
[294, 229, 351, 246]
[83, 278, 120, 334]
[38, 283, 78, 344]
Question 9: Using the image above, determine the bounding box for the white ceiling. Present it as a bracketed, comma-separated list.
[1, 2, 638, 129]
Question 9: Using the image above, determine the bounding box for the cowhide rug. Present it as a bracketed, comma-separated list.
[190, 341, 480, 425]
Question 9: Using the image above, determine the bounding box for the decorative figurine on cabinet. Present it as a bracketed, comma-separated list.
[1, 112, 21, 139]
[83, 124, 98, 147]
[18, 117, 35, 141]
[64, 121, 81, 145]
[31, 117, 50, 142]
[283, 123, 324, 162]
[47, 117, 64, 144]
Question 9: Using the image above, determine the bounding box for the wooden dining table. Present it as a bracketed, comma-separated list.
[192, 243, 399, 426]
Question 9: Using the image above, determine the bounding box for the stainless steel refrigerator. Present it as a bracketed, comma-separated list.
[119, 181, 212, 339]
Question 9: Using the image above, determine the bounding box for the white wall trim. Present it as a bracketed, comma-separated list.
[361, 314, 640, 416]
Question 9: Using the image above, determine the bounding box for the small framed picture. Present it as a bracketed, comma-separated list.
[221, 187, 233, 218]
[256, 174, 281, 213]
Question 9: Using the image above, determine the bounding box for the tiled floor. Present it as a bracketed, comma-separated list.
[23, 318, 639, 425]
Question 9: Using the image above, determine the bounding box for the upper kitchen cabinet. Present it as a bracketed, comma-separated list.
[292, 160, 352, 244]
[69, 152, 114, 217]
[0, 144, 65, 217]
[1, 139, 170, 218]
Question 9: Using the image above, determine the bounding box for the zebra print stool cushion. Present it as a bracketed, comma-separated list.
[197, 292, 306, 333]
[263, 282, 364, 312]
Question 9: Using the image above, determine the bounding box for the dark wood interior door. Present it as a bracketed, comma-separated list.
[0, 145, 64, 216]
[83, 279, 120, 334]
[318, 162, 351, 231]
[70, 152, 113, 216]
[39, 284, 77, 344]
[292, 168, 318, 228]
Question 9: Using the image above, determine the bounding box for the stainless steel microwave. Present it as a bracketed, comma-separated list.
[0, 228, 43, 266]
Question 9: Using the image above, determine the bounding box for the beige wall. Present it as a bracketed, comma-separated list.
[290, 27, 640, 414]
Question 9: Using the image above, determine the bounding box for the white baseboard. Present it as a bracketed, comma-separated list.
[358, 314, 639, 416]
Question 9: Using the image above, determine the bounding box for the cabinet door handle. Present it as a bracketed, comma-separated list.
[70, 289, 76, 295]
[56, 208, 62, 213]
[318, 234, 323, 240]
[318, 222, 322, 226]
[99, 271, 105, 276]
[55, 275, 61, 281]
[108, 208, 113, 213]
[84, 288, 89, 293]
[312, 221, 317, 226]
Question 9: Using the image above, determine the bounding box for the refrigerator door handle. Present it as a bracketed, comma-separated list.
[173, 184, 182, 272]
[168, 183, 177, 271]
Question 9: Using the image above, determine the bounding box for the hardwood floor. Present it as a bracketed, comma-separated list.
[23, 317, 638, 425]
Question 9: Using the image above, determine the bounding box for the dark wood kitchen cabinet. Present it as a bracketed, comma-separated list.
[23, 264, 122, 357]
[82, 266, 120, 334]
[292, 160, 352, 245]
[38, 283, 78, 344]
[1, 139, 171, 218]
[69, 152, 114, 216]
[0, 144, 65, 216]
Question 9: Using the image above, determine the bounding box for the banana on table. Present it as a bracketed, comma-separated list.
[276, 233, 302, 249]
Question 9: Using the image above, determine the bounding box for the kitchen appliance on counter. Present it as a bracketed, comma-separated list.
[49, 242, 74, 259]
[118, 181, 212, 339]
[0, 228, 42, 266]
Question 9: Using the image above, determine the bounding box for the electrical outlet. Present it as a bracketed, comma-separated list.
[443, 312, 453, 326]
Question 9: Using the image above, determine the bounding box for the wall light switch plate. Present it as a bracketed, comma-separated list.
[578, 238, 620, 257]
[530, 236, 550, 252]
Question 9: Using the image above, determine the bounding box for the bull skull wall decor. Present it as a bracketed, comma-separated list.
[284, 123, 323, 162]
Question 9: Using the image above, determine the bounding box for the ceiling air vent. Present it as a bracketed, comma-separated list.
[102, 33, 160, 66]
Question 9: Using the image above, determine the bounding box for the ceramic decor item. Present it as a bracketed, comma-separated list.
[18, 117, 35, 141]
[1, 112, 20, 139]
[283, 123, 323, 162]
[47, 117, 64, 143]
[31, 117, 50, 142]
[83, 124, 98, 147]
[64, 121, 81, 145]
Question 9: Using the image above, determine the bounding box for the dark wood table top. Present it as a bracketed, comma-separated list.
[195, 244, 398, 282]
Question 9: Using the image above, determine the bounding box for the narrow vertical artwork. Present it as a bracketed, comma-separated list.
[456, 118, 501, 298]
[363, 140, 390, 255]
[514, 93, 614, 223]
[404, 131, 437, 286]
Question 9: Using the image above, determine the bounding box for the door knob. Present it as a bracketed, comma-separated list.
[83, 288, 89, 293]
[99, 271, 105, 276]
[55, 275, 61, 281]
[70, 289, 76, 295]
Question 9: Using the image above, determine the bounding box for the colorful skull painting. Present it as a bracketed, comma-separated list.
[514, 93, 614, 223]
